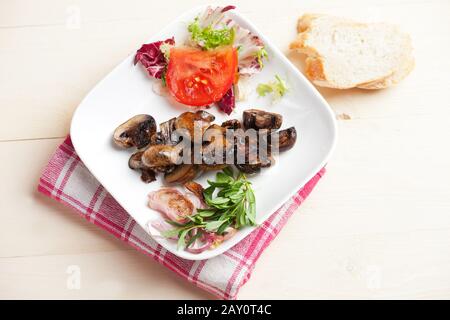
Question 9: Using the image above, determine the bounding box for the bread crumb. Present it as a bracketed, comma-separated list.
[336, 113, 351, 120]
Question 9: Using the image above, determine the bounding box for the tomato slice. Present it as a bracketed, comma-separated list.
[165, 46, 238, 107]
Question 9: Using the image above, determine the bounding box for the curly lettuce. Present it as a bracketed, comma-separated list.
[187, 6, 267, 76]
[257, 75, 288, 100]
[188, 17, 235, 50]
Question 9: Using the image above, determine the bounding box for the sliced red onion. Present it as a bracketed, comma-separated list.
[185, 192, 207, 210]
[148, 220, 177, 240]
[186, 233, 214, 254]
[148, 188, 194, 223]
[222, 227, 237, 241]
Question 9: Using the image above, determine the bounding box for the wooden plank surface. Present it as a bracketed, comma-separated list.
[1, 0, 450, 299]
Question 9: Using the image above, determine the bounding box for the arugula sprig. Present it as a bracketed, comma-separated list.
[160, 167, 257, 250]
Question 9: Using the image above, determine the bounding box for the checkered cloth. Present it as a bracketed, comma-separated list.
[38, 136, 325, 299]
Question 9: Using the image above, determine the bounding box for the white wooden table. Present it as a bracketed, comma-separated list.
[1, 0, 450, 299]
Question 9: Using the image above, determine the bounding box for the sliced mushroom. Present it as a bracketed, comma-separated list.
[150, 131, 163, 145]
[233, 130, 259, 166]
[221, 119, 242, 130]
[142, 145, 181, 168]
[235, 163, 262, 174]
[115, 109, 297, 185]
[128, 151, 145, 170]
[254, 129, 275, 166]
[199, 164, 228, 172]
[234, 148, 274, 174]
[152, 165, 176, 174]
[164, 165, 201, 184]
[275, 127, 297, 151]
[128, 151, 156, 183]
[175, 110, 215, 143]
[158, 117, 177, 145]
[234, 129, 274, 174]
[184, 181, 205, 201]
[140, 169, 157, 183]
[113, 114, 157, 149]
[243, 109, 282, 130]
[202, 124, 233, 165]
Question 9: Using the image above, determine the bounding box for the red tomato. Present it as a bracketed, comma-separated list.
[165, 46, 238, 107]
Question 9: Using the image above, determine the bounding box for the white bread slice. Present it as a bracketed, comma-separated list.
[290, 14, 414, 89]
[357, 53, 415, 89]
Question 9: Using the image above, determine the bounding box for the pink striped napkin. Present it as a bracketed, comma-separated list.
[38, 136, 325, 299]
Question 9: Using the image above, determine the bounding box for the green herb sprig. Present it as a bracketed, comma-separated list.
[161, 167, 257, 250]
[203, 167, 256, 229]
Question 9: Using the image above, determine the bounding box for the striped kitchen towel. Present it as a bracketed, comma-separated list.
[38, 136, 325, 300]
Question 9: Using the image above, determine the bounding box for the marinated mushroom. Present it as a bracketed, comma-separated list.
[152, 165, 176, 174]
[221, 119, 242, 130]
[233, 129, 274, 174]
[202, 124, 234, 165]
[164, 165, 201, 184]
[199, 164, 228, 172]
[113, 114, 157, 149]
[142, 145, 181, 168]
[275, 127, 297, 151]
[184, 181, 205, 201]
[175, 110, 215, 142]
[234, 148, 274, 174]
[130, 151, 174, 172]
[235, 163, 262, 174]
[113, 109, 297, 185]
[243, 109, 283, 130]
[128, 151, 156, 183]
[128, 151, 145, 170]
[158, 117, 177, 145]
[233, 130, 259, 166]
[140, 169, 157, 183]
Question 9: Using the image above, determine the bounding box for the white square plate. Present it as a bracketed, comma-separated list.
[70, 5, 337, 260]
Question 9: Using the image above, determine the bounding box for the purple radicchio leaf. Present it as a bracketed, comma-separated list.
[221, 5, 236, 12]
[217, 85, 235, 115]
[134, 37, 175, 79]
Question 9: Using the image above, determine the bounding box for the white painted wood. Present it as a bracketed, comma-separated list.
[1, 0, 450, 299]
